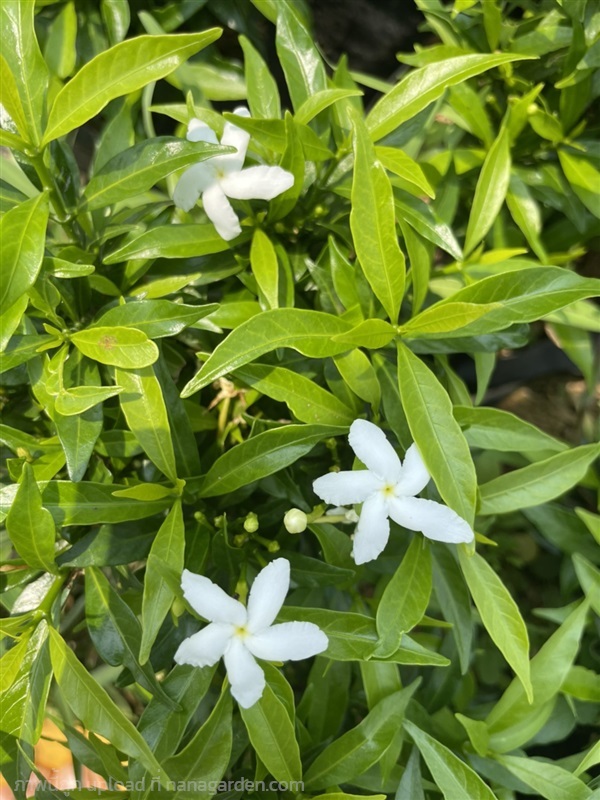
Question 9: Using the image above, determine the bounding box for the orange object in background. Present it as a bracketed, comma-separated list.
[0, 720, 110, 798]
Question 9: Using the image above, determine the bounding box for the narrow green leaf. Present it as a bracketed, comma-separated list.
[464, 125, 511, 256]
[240, 683, 302, 784]
[376, 145, 435, 198]
[104, 224, 230, 263]
[115, 365, 178, 483]
[140, 502, 185, 663]
[0, 54, 28, 138]
[275, 0, 327, 111]
[71, 327, 159, 369]
[479, 443, 600, 515]
[366, 53, 533, 141]
[332, 319, 396, 350]
[404, 720, 499, 800]
[83, 138, 231, 209]
[240, 34, 281, 119]
[295, 88, 363, 125]
[233, 363, 355, 426]
[375, 537, 431, 657]
[48, 628, 170, 784]
[397, 343, 476, 524]
[165, 689, 232, 799]
[333, 349, 381, 409]
[351, 110, 405, 322]
[0, 0, 49, 144]
[305, 682, 419, 790]
[85, 567, 178, 709]
[495, 754, 592, 800]
[401, 302, 502, 337]
[250, 228, 279, 309]
[181, 309, 352, 397]
[55, 385, 123, 416]
[93, 300, 217, 340]
[453, 405, 568, 453]
[42, 30, 222, 143]
[6, 463, 56, 573]
[0, 193, 49, 311]
[200, 424, 345, 497]
[432, 544, 473, 674]
[559, 149, 600, 218]
[459, 549, 532, 702]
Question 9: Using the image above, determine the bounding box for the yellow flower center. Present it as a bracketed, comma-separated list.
[382, 483, 396, 497]
[234, 625, 249, 639]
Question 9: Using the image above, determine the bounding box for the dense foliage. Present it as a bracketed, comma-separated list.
[1, 1, 599, 799]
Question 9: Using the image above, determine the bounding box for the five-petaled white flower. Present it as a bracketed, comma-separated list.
[174, 558, 328, 708]
[173, 107, 294, 241]
[313, 419, 474, 565]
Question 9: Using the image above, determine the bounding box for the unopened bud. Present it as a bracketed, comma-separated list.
[267, 540, 280, 553]
[243, 512, 259, 533]
[233, 533, 247, 547]
[284, 508, 308, 534]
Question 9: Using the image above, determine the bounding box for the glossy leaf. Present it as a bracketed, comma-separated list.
[397, 343, 476, 524]
[459, 549, 532, 702]
[93, 300, 217, 340]
[181, 309, 352, 396]
[0, 193, 49, 311]
[104, 224, 230, 263]
[6, 463, 56, 573]
[42, 30, 222, 144]
[200, 424, 345, 497]
[71, 327, 159, 369]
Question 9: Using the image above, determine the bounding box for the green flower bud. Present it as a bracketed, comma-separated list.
[244, 512, 259, 533]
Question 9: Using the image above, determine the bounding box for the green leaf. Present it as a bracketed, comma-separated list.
[376, 146, 435, 198]
[397, 343, 476, 524]
[428, 268, 600, 338]
[573, 554, 600, 617]
[250, 228, 279, 309]
[140, 501, 185, 663]
[42, 30, 221, 144]
[275, 0, 327, 111]
[375, 537, 431, 657]
[395, 746, 426, 800]
[332, 319, 397, 350]
[55, 385, 123, 416]
[0, 193, 49, 311]
[268, 112, 305, 221]
[432, 544, 473, 674]
[48, 627, 170, 784]
[104, 224, 231, 263]
[351, 109, 405, 322]
[366, 53, 533, 141]
[453, 406, 568, 453]
[83, 138, 231, 209]
[200, 424, 345, 497]
[295, 88, 363, 125]
[495, 754, 592, 800]
[85, 567, 177, 709]
[464, 125, 511, 256]
[0, 54, 28, 138]
[404, 720, 499, 800]
[43, 0, 77, 79]
[333, 349, 381, 410]
[305, 682, 419, 790]
[165, 689, 233, 799]
[6, 463, 56, 573]
[0, 0, 49, 144]
[94, 300, 217, 340]
[181, 309, 352, 397]
[458, 549, 532, 702]
[115, 365, 179, 483]
[240, 34, 281, 119]
[71, 326, 159, 369]
[479, 443, 600, 515]
[233, 363, 355, 426]
[559, 149, 600, 218]
[401, 302, 502, 337]
[240, 682, 302, 784]
[0, 481, 171, 527]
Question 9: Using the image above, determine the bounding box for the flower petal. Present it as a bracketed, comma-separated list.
[202, 182, 242, 241]
[246, 558, 290, 633]
[220, 165, 295, 200]
[388, 496, 474, 544]
[173, 163, 215, 212]
[352, 491, 390, 565]
[218, 107, 251, 172]
[395, 443, 430, 497]
[224, 638, 265, 708]
[313, 469, 382, 506]
[181, 569, 246, 625]
[173, 622, 233, 668]
[348, 419, 402, 482]
[186, 118, 219, 144]
[246, 622, 328, 662]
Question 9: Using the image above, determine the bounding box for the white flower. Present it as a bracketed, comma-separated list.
[173, 107, 294, 241]
[313, 419, 474, 565]
[174, 558, 328, 708]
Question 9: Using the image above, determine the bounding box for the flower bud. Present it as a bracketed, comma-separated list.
[243, 512, 259, 533]
[284, 508, 308, 534]
[267, 540, 280, 553]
